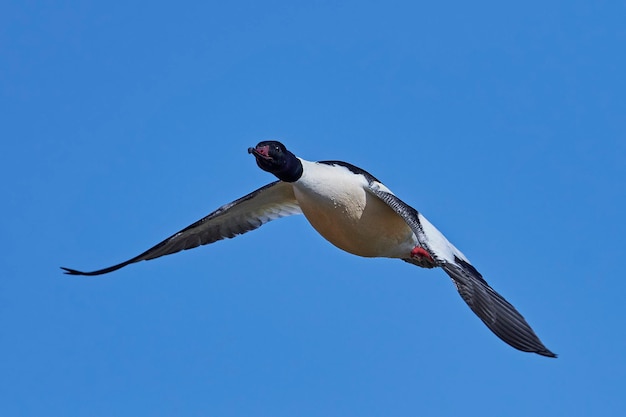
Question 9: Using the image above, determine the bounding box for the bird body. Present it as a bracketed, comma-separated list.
[62, 141, 556, 357]
[294, 160, 417, 259]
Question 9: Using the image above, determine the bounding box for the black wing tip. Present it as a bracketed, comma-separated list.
[60, 264, 126, 276]
[60, 266, 92, 276]
[535, 348, 558, 358]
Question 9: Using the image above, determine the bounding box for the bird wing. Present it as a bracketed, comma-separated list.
[62, 181, 302, 276]
[367, 184, 556, 357]
[439, 258, 556, 357]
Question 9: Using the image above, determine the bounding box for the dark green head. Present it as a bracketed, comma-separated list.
[248, 141, 303, 182]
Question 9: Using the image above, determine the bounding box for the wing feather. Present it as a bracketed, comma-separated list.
[441, 258, 556, 357]
[61, 181, 301, 276]
[367, 184, 556, 357]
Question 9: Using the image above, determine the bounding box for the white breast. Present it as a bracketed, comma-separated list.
[293, 160, 417, 258]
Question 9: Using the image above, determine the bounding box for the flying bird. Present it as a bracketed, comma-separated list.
[62, 141, 556, 357]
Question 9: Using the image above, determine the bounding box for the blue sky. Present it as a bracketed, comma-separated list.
[2, 1, 625, 416]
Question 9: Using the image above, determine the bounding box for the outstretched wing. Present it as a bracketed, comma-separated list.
[367, 184, 556, 357]
[440, 257, 556, 357]
[62, 181, 302, 276]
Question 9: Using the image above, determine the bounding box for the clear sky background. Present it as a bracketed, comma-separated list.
[2, 1, 625, 416]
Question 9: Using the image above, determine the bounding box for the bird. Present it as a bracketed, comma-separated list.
[62, 141, 556, 357]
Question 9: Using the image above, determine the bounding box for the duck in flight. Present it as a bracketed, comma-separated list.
[62, 141, 556, 357]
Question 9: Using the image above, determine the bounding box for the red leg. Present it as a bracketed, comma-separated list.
[411, 246, 434, 262]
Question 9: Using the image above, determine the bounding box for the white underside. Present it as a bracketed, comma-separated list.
[292, 160, 418, 258]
